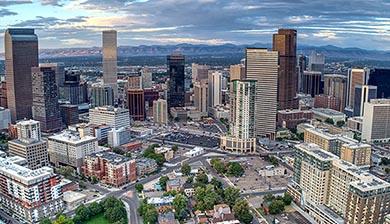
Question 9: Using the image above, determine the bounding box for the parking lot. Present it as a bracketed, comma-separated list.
[225, 156, 292, 193]
[157, 132, 220, 148]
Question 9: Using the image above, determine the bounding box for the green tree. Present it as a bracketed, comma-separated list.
[163, 190, 178, 197]
[135, 183, 144, 193]
[173, 194, 188, 220]
[267, 156, 279, 166]
[263, 193, 275, 202]
[186, 176, 194, 184]
[53, 215, 74, 224]
[269, 200, 285, 214]
[181, 163, 191, 176]
[227, 162, 244, 177]
[91, 176, 98, 184]
[159, 176, 169, 190]
[89, 202, 103, 216]
[75, 204, 91, 221]
[194, 185, 221, 211]
[102, 197, 124, 211]
[104, 206, 127, 223]
[283, 193, 293, 205]
[385, 168, 390, 174]
[325, 118, 334, 125]
[224, 187, 240, 207]
[172, 145, 179, 152]
[233, 200, 253, 224]
[195, 173, 209, 187]
[39, 218, 52, 224]
[210, 158, 226, 174]
[143, 205, 158, 224]
[336, 120, 345, 127]
[113, 147, 125, 155]
[57, 166, 75, 178]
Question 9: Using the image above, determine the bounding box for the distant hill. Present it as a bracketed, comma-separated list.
[1, 43, 390, 62]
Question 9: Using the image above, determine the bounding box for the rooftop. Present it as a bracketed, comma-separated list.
[88, 151, 132, 165]
[296, 143, 338, 161]
[49, 130, 97, 144]
[312, 108, 346, 116]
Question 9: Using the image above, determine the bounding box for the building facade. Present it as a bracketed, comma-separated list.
[208, 71, 222, 109]
[127, 89, 145, 121]
[346, 68, 370, 109]
[167, 53, 185, 108]
[90, 84, 114, 108]
[102, 30, 118, 98]
[89, 106, 130, 129]
[324, 74, 347, 112]
[353, 85, 377, 117]
[362, 99, 390, 143]
[302, 71, 323, 97]
[153, 99, 168, 125]
[193, 79, 208, 116]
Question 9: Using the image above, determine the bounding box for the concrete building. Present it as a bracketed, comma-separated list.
[308, 52, 325, 74]
[90, 83, 114, 108]
[209, 105, 230, 120]
[192, 63, 209, 82]
[314, 94, 340, 111]
[302, 71, 323, 97]
[0, 156, 64, 223]
[208, 71, 222, 109]
[8, 120, 49, 170]
[40, 63, 65, 90]
[246, 48, 279, 138]
[89, 106, 130, 129]
[5, 28, 38, 122]
[347, 116, 363, 133]
[59, 71, 88, 105]
[167, 53, 185, 108]
[108, 127, 131, 147]
[353, 85, 377, 116]
[141, 67, 153, 89]
[102, 30, 118, 98]
[273, 29, 298, 110]
[83, 151, 136, 187]
[362, 99, 390, 143]
[0, 107, 11, 130]
[48, 130, 99, 172]
[193, 79, 208, 116]
[136, 158, 158, 176]
[59, 104, 78, 126]
[153, 99, 168, 125]
[221, 80, 256, 153]
[0, 81, 7, 108]
[127, 89, 145, 121]
[346, 68, 370, 109]
[32, 65, 62, 133]
[312, 108, 346, 123]
[340, 143, 371, 167]
[229, 64, 245, 81]
[277, 109, 313, 129]
[144, 88, 160, 117]
[324, 74, 347, 112]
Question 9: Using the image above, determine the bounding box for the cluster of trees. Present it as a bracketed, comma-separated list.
[138, 199, 158, 224]
[40, 215, 73, 224]
[135, 183, 144, 193]
[143, 144, 166, 166]
[263, 193, 293, 215]
[265, 156, 279, 166]
[210, 159, 244, 177]
[181, 163, 191, 176]
[159, 175, 169, 190]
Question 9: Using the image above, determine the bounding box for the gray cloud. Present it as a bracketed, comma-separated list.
[40, 0, 63, 6]
[0, 0, 31, 7]
[0, 8, 17, 17]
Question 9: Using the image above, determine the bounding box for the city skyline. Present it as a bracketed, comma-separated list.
[0, 0, 389, 52]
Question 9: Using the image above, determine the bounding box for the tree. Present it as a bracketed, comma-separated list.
[104, 206, 127, 223]
[113, 147, 125, 155]
[135, 183, 144, 193]
[385, 167, 390, 174]
[143, 205, 158, 224]
[194, 185, 221, 211]
[269, 200, 285, 214]
[172, 145, 179, 152]
[163, 190, 178, 197]
[325, 118, 334, 125]
[224, 187, 240, 207]
[233, 200, 253, 224]
[336, 120, 345, 127]
[91, 176, 98, 184]
[159, 176, 169, 190]
[210, 159, 226, 174]
[53, 215, 74, 224]
[267, 156, 279, 166]
[283, 193, 293, 205]
[263, 193, 275, 202]
[40, 218, 52, 224]
[75, 204, 91, 221]
[186, 176, 194, 184]
[173, 194, 188, 220]
[181, 163, 191, 176]
[89, 202, 103, 216]
[57, 166, 75, 178]
[195, 173, 209, 187]
[102, 197, 123, 211]
[227, 162, 244, 177]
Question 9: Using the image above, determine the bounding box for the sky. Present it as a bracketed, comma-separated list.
[0, 0, 389, 52]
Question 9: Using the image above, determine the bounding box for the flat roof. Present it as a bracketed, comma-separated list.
[88, 151, 132, 165]
[49, 130, 97, 144]
[296, 143, 338, 161]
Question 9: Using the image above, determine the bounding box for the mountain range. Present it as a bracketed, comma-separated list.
[1, 43, 390, 61]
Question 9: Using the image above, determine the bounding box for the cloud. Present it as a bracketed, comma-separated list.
[0, 0, 31, 7]
[40, 0, 64, 6]
[288, 15, 314, 23]
[61, 38, 93, 46]
[313, 30, 338, 40]
[132, 37, 234, 45]
[0, 8, 17, 17]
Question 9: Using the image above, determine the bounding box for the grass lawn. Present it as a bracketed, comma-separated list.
[84, 214, 109, 224]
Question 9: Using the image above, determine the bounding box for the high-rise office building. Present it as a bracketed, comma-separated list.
[353, 85, 377, 116]
[0, 81, 7, 108]
[308, 52, 325, 74]
[302, 71, 323, 97]
[273, 29, 298, 110]
[362, 99, 390, 143]
[102, 30, 118, 98]
[127, 76, 142, 89]
[8, 120, 48, 170]
[0, 157, 64, 223]
[324, 74, 347, 112]
[167, 53, 185, 108]
[32, 66, 62, 133]
[59, 104, 78, 126]
[127, 89, 145, 121]
[368, 68, 390, 98]
[220, 80, 256, 153]
[193, 79, 208, 116]
[246, 48, 279, 138]
[141, 67, 153, 89]
[0, 107, 11, 130]
[208, 71, 222, 109]
[153, 99, 168, 125]
[229, 64, 245, 81]
[5, 28, 38, 122]
[59, 71, 88, 105]
[144, 88, 159, 117]
[298, 54, 307, 92]
[90, 83, 114, 108]
[346, 68, 370, 109]
[89, 106, 130, 129]
[40, 62, 65, 90]
[192, 63, 209, 82]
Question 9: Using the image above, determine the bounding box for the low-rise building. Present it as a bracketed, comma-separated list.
[136, 158, 158, 176]
[277, 109, 313, 129]
[166, 178, 182, 192]
[108, 127, 131, 147]
[155, 146, 174, 161]
[0, 107, 11, 130]
[83, 151, 136, 187]
[158, 211, 178, 224]
[130, 127, 153, 138]
[312, 108, 346, 123]
[209, 105, 230, 120]
[0, 156, 65, 223]
[347, 116, 363, 133]
[147, 196, 174, 207]
[184, 147, 204, 157]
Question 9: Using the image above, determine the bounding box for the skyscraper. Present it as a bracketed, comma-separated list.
[102, 30, 118, 98]
[90, 84, 114, 108]
[167, 53, 185, 108]
[191, 63, 209, 82]
[308, 52, 325, 74]
[324, 74, 347, 112]
[273, 29, 298, 110]
[32, 65, 62, 133]
[346, 68, 370, 109]
[5, 28, 38, 122]
[362, 99, 390, 143]
[302, 71, 323, 97]
[40, 62, 65, 90]
[153, 99, 168, 125]
[297, 54, 307, 92]
[368, 68, 390, 98]
[193, 79, 208, 116]
[353, 85, 377, 116]
[229, 63, 246, 81]
[220, 80, 256, 153]
[246, 48, 279, 138]
[127, 89, 145, 121]
[208, 71, 222, 109]
[141, 67, 153, 89]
